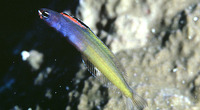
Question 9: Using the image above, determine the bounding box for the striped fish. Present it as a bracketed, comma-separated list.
[38, 8, 147, 110]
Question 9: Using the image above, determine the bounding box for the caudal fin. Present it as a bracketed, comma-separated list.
[126, 91, 147, 110]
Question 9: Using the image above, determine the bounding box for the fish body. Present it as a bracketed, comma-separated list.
[38, 8, 147, 109]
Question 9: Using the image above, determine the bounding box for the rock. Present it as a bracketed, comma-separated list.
[21, 50, 43, 70]
[68, 0, 200, 110]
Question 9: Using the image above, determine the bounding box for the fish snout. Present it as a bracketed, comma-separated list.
[38, 9, 49, 19]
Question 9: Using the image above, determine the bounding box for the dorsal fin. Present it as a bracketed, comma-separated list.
[60, 12, 98, 36]
[112, 56, 128, 81]
[60, 12, 89, 29]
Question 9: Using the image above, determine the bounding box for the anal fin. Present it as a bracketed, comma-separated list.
[81, 55, 116, 89]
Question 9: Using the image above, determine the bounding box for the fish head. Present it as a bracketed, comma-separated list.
[38, 8, 61, 30]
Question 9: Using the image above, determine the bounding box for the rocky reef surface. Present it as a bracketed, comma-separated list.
[66, 0, 200, 110]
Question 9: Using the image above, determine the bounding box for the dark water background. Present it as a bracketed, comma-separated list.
[0, 0, 84, 109]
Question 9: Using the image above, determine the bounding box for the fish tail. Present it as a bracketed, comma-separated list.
[126, 90, 147, 110]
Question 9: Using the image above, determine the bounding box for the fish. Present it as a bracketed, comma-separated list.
[38, 8, 147, 110]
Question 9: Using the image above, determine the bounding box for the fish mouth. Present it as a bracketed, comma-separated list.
[38, 9, 43, 19]
[38, 9, 49, 19]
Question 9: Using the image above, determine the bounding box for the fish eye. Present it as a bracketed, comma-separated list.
[42, 11, 49, 19]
